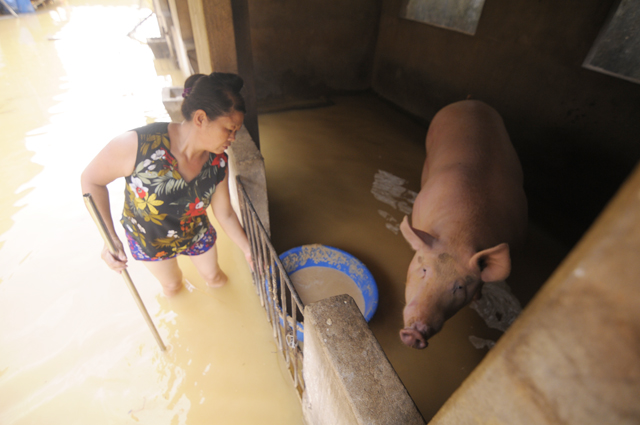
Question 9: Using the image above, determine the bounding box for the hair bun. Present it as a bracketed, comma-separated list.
[184, 73, 206, 90]
[209, 72, 244, 93]
[180, 72, 246, 120]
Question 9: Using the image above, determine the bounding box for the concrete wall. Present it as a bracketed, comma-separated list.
[427, 162, 640, 425]
[247, 0, 381, 103]
[372, 0, 640, 246]
[302, 295, 425, 425]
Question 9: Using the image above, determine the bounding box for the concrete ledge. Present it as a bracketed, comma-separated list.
[147, 37, 171, 59]
[161, 86, 184, 122]
[228, 125, 270, 234]
[303, 294, 426, 425]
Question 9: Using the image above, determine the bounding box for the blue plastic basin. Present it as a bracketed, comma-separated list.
[279, 244, 378, 341]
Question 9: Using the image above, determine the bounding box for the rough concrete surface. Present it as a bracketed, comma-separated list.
[303, 295, 425, 425]
[228, 125, 270, 234]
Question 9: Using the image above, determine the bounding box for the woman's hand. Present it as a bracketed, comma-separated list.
[244, 250, 254, 272]
[101, 237, 128, 273]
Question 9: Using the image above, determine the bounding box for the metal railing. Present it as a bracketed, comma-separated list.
[236, 176, 305, 398]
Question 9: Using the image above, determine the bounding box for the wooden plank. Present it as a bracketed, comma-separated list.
[429, 162, 640, 424]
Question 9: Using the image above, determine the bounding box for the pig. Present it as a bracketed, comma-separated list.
[399, 100, 527, 349]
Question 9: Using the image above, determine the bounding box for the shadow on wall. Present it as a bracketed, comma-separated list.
[515, 127, 633, 248]
[372, 0, 640, 250]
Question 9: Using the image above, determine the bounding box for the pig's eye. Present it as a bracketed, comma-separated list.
[453, 284, 464, 294]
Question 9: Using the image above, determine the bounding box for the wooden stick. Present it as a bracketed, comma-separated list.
[83, 193, 166, 351]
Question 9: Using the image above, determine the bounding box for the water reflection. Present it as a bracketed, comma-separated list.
[0, 2, 303, 423]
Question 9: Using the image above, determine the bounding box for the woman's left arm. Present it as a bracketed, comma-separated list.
[211, 173, 253, 269]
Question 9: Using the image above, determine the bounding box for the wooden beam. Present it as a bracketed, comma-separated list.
[229, 0, 259, 149]
[187, 0, 213, 75]
[167, 0, 194, 77]
[429, 161, 640, 424]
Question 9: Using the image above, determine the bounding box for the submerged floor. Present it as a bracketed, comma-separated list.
[0, 1, 574, 421]
[0, 2, 303, 424]
[259, 95, 572, 420]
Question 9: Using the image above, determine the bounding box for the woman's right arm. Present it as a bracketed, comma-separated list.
[80, 131, 138, 273]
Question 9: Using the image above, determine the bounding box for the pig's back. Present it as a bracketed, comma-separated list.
[421, 100, 527, 249]
[425, 100, 521, 180]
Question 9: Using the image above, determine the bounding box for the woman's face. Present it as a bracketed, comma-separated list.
[204, 110, 244, 154]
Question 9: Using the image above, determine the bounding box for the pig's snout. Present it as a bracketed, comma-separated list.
[400, 326, 429, 349]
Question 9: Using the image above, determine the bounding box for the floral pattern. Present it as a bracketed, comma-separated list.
[120, 122, 227, 260]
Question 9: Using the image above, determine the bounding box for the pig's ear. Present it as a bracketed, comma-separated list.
[400, 216, 436, 251]
[469, 243, 511, 282]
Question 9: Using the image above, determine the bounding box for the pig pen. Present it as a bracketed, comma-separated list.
[253, 94, 571, 421]
[225, 90, 638, 424]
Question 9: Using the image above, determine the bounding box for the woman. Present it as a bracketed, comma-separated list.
[81, 72, 252, 296]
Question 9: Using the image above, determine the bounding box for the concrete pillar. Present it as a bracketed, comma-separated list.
[429, 162, 640, 424]
[303, 294, 426, 425]
[187, 0, 260, 148]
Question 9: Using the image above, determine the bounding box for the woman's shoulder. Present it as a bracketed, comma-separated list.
[130, 122, 172, 154]
[94, 130, 139, 178]
[110, 130, 138, 150]
[131, 122, 170, 137]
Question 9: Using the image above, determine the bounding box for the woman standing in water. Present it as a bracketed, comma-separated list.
[81, 72, 252, 296]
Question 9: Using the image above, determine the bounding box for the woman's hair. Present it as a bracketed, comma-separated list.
[180, 72, 246, 121]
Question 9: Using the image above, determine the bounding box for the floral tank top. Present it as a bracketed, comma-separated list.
[120, 122, 228, 260]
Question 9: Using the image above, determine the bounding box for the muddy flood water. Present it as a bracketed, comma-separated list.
[1, 0, 574, 423]
[0, 2, 302, 424]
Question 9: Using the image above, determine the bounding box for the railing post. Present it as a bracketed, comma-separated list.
[235, 176, 306, 398]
